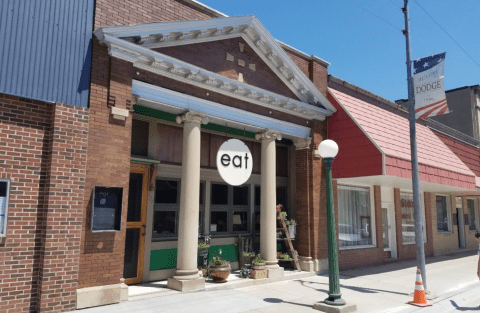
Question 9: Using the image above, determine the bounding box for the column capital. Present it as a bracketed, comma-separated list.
[176, 111, 209, 125]
[255, 129, 282, 141]
[293, 137, 312, 150]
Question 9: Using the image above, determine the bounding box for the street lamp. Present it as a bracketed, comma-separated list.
[317, 139, 345, 306]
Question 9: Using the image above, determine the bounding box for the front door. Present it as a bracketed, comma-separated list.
[382, 203, 397, 258]
[124, 166, 148, 285]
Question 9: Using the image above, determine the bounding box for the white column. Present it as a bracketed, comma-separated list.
[256, 129, 284, 278]
[167, 111, 208, 292]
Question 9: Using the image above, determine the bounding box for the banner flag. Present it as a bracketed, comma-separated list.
[413, 52, 448, 119]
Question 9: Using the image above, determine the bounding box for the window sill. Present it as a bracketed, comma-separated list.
[339, 244, 376, 251]
[437, 231, 453, 235]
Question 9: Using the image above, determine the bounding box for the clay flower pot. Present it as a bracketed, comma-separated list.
[209, 264, 231, 283]
[252, 262, 265, 270]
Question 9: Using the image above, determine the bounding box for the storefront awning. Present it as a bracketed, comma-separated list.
[328, 86, 477, 191]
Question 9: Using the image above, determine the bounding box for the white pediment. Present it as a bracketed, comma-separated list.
[94, 15, 336, 120]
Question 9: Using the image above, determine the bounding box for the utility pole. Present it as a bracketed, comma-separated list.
[402, 0, 428, 291]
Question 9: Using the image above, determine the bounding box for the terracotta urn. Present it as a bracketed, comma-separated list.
[252, 262, 265, 270]
[209, 264, 231, 283]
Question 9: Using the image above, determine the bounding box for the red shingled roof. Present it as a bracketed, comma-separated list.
[328, 88, 476, 189]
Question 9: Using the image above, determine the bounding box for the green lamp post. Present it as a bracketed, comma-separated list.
[318, 139, 345, 306]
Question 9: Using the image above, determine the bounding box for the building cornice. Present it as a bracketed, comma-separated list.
[94, 15, 336, 120]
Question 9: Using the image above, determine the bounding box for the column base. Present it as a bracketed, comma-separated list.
[313, 301, 357, 313]
[167, 277, 205, 292]
[299, 256, 315, 272]
[267, 266, 284, 278]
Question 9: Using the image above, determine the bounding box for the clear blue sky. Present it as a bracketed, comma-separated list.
[198, 0, 480, 102]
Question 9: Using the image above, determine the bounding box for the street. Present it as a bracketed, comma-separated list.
[75, 250, 480, 313]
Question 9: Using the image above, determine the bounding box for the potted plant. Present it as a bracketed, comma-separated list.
[252, 254, 265, 270]
[208, 256, 231, 283]
[286, 219, 297, 239]
[278, 253, 290, 260]
[239, 266, 251, 278]
[241, 251, 255, 266]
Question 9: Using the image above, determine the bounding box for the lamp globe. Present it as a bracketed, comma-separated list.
[317, 139, 339, 159]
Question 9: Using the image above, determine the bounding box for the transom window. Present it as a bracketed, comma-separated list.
[338, 185, 374, 248]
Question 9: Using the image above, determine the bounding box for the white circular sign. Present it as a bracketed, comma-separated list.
[216, 139, 253, 186]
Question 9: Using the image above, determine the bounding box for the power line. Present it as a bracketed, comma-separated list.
[387, 0, 402, 9]
[348, 0, 402, 31]
[413, 0, 480, 69]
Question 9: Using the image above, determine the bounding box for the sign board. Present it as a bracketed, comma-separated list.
[216, 139, 253, 186]
[91, 187, 123, 232]
[413, 52, 449, 119]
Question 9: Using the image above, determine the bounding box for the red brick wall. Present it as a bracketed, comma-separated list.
[78, 44, 134, 288]
[433, 131, 480, 177]
[337, 185, 385, 270]
[95, 0, 216, 29]
[157, 38, 299, 100]
[0, 95, 88, 313]
[295, 120, 328, 260]
[327, 92, 383, 178]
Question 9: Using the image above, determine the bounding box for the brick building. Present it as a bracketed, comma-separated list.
[1, 1, 480, 312]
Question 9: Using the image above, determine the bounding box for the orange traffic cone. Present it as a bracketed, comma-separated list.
[408, 269, 432, 307]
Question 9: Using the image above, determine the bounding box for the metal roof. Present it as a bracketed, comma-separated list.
[0, 0, 94, 108]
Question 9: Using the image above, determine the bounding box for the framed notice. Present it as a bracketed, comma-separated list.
[91, 187, 123, 232]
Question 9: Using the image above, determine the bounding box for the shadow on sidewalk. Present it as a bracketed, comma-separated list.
[330, 250, 478, 279]
[263, 298, 313, 308]
[450, 300, 480, 311]
[297, 279, 409, 296]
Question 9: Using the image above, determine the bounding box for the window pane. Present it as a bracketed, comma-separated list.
[0, 181, 7, 197]
[210, 211, 228, 232]
[153, 211, 176, 236]
[254, 211, 260, 232]
[276, 187, 287, 212]
[127, 173, 143, 222]
[124, 228, 140, 278]
[233, 211, 248, 232]
[0, 216, 4, 235]
[155, 180, 178, 204]
[338, 186, 372, 247]
[254, 186, 260, 206]
[131, 119, 149, 156]
[468, 199, 476, 231]
[436, 196, 448, 231]
[211, 184, 228, 205]
[200, 183, 205, 205]
[233, 186, 249, 206]
[400, 193, 415, 245]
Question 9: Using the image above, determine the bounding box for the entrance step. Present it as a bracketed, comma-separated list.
[127, 269, 314, 302]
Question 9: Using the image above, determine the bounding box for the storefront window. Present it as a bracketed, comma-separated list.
[153, 179, 204, 239]
[210, 183, 249, 234]
[338, 185, 373, 248]
[468, 199, 477, 231]
[436, 195, 451, 232]
[400, 192, 427, 244]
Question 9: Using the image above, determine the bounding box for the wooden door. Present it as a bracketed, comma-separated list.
[124, 166, 148, 285]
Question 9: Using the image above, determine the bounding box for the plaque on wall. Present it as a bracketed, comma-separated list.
[91, 187, 123, 232]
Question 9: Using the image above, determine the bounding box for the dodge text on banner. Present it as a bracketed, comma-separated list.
[413, 52, 449, 119]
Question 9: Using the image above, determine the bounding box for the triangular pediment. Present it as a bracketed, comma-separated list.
[155, 37, 300, 101]
[94, 15, 336, 120]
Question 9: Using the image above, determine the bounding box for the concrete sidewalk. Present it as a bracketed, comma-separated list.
[75, 250, 480, 313]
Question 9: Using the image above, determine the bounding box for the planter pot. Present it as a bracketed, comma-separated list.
[252, 262, 265, 270]
[288, 225, 296, 239]
[209, 264, 231, 283]
[241, 255, 254, 266]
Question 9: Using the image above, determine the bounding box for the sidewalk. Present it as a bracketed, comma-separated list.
[75, 250, 480, 313]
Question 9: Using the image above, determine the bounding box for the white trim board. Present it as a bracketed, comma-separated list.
[94, 15, 336, 120]
[132, 80, 311, 139]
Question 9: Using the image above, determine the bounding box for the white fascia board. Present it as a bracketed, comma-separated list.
[132, 80, 311, 139]
[99, 34, 331, 121]
[94, 15, 337, 115]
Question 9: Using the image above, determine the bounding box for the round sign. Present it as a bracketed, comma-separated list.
[216, 139, 253, 186]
